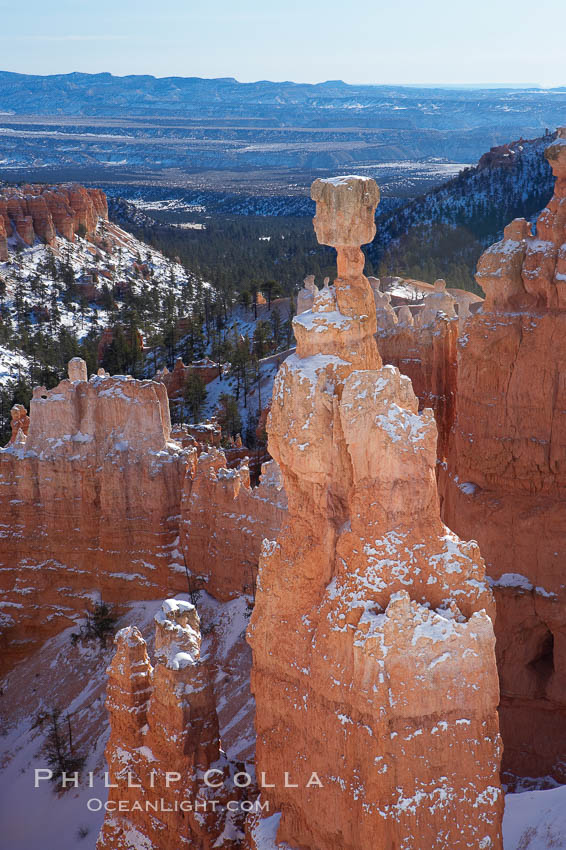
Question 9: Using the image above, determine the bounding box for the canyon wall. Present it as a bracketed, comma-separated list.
[441, 128, 566, 783]
[378, 311, 458, 460]
[0, 184, 108, 249]
[0, 214, 7, 260]
[181, 448, 287, 601]
[248, 176, 503, 849]
[155, 357, 220, 400]
[0, 359, 287, 675]
[0, 360, 192, 674]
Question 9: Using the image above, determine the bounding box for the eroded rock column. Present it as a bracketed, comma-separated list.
[98, 599, 240, 850]
[441, 129, 566, 783]
[248, 176, 503, 849]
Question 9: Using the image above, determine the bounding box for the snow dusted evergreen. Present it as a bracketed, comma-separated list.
[369, 132, 556, 290]
[0, 218, 212, 440]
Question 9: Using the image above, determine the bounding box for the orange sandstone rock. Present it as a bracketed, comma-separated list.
[154, 357, 220, 401]
[0, 184, 108, 251]
[378, 314, 458, 460]
[97, 599, 243, 850]
[15, 215, 35, 246]
[24, 195, 56, 245]
[0, 216, 7, 261]
[0, 359, 192, 675]
[7, 404, 30, 444]
[441, 129, 566, 783]
[43, 189, 76, 241]
[0, 200, 13, 237]
[0, 356, 288, 675]
[181, 448, 287, 601]
[247, 175, 503, 850]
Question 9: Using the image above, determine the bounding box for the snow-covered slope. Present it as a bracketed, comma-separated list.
[0, 219, 207, 346]
[0, 344, 30, 387]
[0, 592, 254, 850]
[371, 133, 556, 258]
[503, 784, 566, 849]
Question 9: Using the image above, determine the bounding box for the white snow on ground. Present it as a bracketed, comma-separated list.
[200, 356, 282, 428]
[503, 784, 566, 849]
[169, 300, 296, 426]
[0, 591, 254, 850]
[0, 344, 31, 386]
[0, 218, 208, 348]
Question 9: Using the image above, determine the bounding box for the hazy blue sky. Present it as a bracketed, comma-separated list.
[1, 0, 564, 87]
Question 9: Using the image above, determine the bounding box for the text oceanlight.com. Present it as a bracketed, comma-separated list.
[34, 767, 324, 809]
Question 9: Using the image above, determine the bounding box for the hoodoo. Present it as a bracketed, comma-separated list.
[97, 599, 242, 849]
[441, 127, 566, 783]
[247, 176, 503, 849]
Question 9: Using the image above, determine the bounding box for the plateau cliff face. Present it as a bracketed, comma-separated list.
[0, 359, 191, 674]
[181, 449, 287, 601]
[0, 358, 287, 675]
[0, 183, 108, 247]
[378, 282, 460, 460]
[441, 128, 566, 783]
[248, 176, 503, 849]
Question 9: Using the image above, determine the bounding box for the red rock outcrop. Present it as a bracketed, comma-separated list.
[247, 175, 503, 849]
[0, 356, 291, 676]
[181, 448, 287, 601]
[67, 184, 99, 235]
[155, 357, 220, 401]
[0, 200, 13, 237]
[0, 184, 108, 251]
[24, 195, 56, 244]
[0, 215, 7, 261]
[297, 274, 318, 314]
[441, 128, 566, 784]
[0, 360, 192, 675]
[42, 189, 76, 241]
[98, 598, 244, 850]
[379, 313, 458, 460]
[15, 215, 35, 246]
[7, 404, 30, 444]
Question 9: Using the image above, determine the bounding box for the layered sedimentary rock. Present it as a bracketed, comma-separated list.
[441, 129, 566, 783]
[154, 357, 219, 400]
[378, 312, 458, 460]
[181, 448, 287, 601]
[297, 274, 318, 314]
[0, 356, 291, 674]
[369, 276, 398, 330]
[0, 216, 7, 261]
[24, 194, 56, 244]
[8, 404, 30, 444]
[0, 360, 191, 674]
[248, 175, 503, 850]
[0, 184, 108, 250]
[16, 215, 34, 246]
[420, 279, 457, 325]
[98, 599, 243, 850]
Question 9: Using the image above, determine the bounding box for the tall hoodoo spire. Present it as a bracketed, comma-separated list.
[440, 129, 566, 783]
[247, 176, 503, 850]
